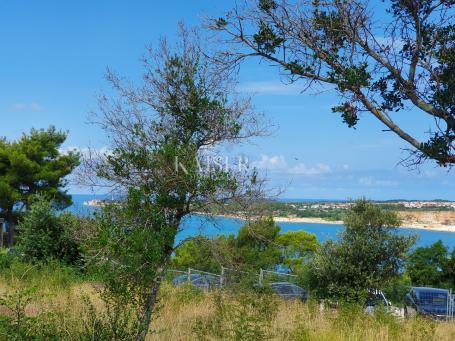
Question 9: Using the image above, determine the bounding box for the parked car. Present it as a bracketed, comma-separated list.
[268, 281, 308, 301]
[172, 273, 221, 290]
[364, 289, 391, 314]
[405, 287, 454, 319]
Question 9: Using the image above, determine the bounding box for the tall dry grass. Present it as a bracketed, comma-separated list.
[150, 283, 455, 341]
[1, 270, 455, 341]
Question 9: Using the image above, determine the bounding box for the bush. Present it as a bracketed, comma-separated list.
[78, 296, 140, 341]
[406, 240, 455, 289]
[0, 259, 85, 296]
[16, 199, 82, 265]
[192, 290, 278, 341]
[0, 250, 14, 270]
[55, 212, 84, 266]
[0, 276, 66, 340]
[309, 199, 416, 302]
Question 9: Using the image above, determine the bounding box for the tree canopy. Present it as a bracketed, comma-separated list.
[0, 126, 80, 245]
[82, 28, 264, 341]
[406, 240, 455, 288]
[210, 0, 455, 167]
[310, 199, 416, 301]
[171, 217, 319, 274]
[276, 230, 319, 272]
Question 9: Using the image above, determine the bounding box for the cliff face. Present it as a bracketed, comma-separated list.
[397, 211, 455, 229]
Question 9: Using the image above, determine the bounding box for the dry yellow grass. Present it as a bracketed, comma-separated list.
[1, 279, 455, 341]
[147, 283, 455, 341]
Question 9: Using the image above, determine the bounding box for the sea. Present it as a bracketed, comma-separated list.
[69, 194, 455, 250]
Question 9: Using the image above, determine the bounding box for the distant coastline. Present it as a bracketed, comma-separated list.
[72, 195, 455, 233]
[200, 213, 455, 233]
[275, 215, 455, 233]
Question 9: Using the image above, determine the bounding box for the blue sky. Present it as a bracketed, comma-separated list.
[1, 0, 454, 200]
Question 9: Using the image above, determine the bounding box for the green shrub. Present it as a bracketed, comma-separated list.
[16, 199, 82, 265]
[309, 200, 416, 302]
[192, 290, 278, 341]
[55, 212, 84, 266]
[0, 282, 64, 341]
[174, 282, 205, 303]
[0, 259, 85, 294]
[0, 251, 14, 270]
[78, 296, 140, 341]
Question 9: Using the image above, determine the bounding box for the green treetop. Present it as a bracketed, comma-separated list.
[0, 126, 80, 246]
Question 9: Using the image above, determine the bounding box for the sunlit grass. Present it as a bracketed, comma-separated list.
[1, 264, 455, 340]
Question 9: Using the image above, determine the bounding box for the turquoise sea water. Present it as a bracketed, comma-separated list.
[69, 195, 455, 250]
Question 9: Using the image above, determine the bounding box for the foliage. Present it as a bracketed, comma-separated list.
[171, 217, 319, 274]
[192, 290, 278, 341]
[406, 240, 455, 288]
[79, 296, 140, 341]
[0, 249, 14, 270]
[172, 282, 205, 304]
[0, 284, 37, 339]
[212, 0, 455, 166]
[276, 230, 319, 272]
[87, 189, 174, 307]
[207, 200, 346, 221]
[310, 199, 416, 302]
[171, 235, 233, 273]
[0, 285, 63, 341]
[234, 217, 281, 271]
[56, 212, 90, 265]
[16, 198, 82, 265]
[0, 126, 80, 245]
[0, 259, 85, 295]
[0, 259, 454, 340]
[290, 301, 442, 341]
[382, 273, 413, 305]
[0, 262, 81, 341]
[84, 27, 262, 341]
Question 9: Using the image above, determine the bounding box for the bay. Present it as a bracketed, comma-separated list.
[69, 194, 455, 250]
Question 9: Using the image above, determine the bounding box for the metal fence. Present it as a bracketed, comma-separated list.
[220, 266, 254, 287]
[258, 269, 298, 286]
[447, 289, 454, 322]
[165, 268, 455, 321]
[166, 266, 298, 290]
[166, 268, 222, 290]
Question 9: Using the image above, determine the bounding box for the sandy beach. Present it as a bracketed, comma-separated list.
[272, 216, 343, 225]
[272, 213, 455, 233]
[203, 212, 455, 233]
[199, 209, 455, 233]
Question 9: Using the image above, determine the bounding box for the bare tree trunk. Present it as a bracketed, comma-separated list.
[135, 258, 169, 341]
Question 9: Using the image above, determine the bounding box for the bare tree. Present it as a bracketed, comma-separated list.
[207, 0, 455, 167]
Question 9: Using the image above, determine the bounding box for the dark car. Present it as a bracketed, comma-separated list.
[405, 287, 454, 319]
[269, 281, 308, 301]
[172, 273, 221, 290]
[364, 289, 391, 314]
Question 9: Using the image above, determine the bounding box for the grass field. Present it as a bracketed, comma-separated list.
[1, 262, 455, 341]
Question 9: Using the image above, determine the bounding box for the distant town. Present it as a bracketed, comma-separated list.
[288, 200, 455, 211]
[204, 199, 455, 231]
